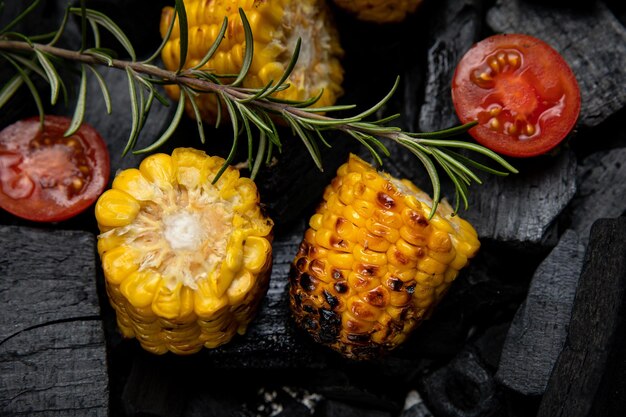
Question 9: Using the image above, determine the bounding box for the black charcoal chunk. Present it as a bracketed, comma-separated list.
[496, 230, 585, 396]
[245, 386, 322, 417]
[570, 148, 626, 245]
[487, 0, 626, 127]
[421, 349, 502, 417]
[400, 390, 433, 417]
[418, 0, 484, 132]
[121, 355, 186, 417]
[316, 399, 392, 417]
[462, 150, 577, 244]
[538, 218, 626, 417]
[0, 226, 108, 416]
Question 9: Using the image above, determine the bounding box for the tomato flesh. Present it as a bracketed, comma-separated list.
[0, 116, 110, 222]
[452, 34, 581, 157]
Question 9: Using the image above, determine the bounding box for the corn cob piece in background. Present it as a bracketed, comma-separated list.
[95, 148, 273, 354]
[160, 0, 345, 121]
[332, 0, 423, 23]
[289, 154, 480, 360]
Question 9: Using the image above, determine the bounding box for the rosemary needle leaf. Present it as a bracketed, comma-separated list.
[183, 86, 206, 144]
[69, 7, 136, 61]
[174, 0, 188, 72]
[409, 121, 477, 138]
[7, 53, 47, 80]
[0, 0, 40, 35]
[212, 93, 240, 184]
[0, 74, 24, 109]
[352, 76, 399, 120]
[3, 32, 34, 46]
[231, 8, 253, 87]
[134, 88, 187, 155]
[123, 67, 140, 155]
[262, 37, 301, 98]
[250, 131, 267, 180]
[143, 7, 176, 64]
[34, 49, 61, 105]
[444, 149, 510, 176]
[285, 112, 323, 171]
[189, 17, 227, 71]
[48, 5, 70, 46]
[89, 18, 100, 48]
[79, 0, 87, 52]
[64, 64, 87, 137]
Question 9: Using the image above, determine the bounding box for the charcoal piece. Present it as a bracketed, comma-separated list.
[537, 218, 626, 417]
[462, 149, 577, 244]
[569, 148, 626, 245]
[121, 355, 186, 417]
[487, 0, 626, 127]
[316, 399, 392, 417]
[496, 230, 585, 396]
[244, 386, 322, 417]
[421, 349, 502, 417]
[400, 390, 433, 417]
[417, 0, 484, 132]
[0, 226, 108, 416]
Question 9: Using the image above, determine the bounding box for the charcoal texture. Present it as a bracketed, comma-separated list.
[487, 0, 626, 127]
[569, 148, 626, 245]
[0, 226, 108, 416]
[537, 218, 626, 417]
[418, 0, 484, 132]
[496, 230, 585, 396]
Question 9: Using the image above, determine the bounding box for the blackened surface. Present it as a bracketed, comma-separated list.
[537, 218, 626, 417]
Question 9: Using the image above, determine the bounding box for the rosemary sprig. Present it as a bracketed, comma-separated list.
[0, 0, 518, 217]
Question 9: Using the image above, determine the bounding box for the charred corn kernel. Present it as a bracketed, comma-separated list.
[160, 0, 344, 122]
[289, 154, 480, 360]
[95, 148, 273, 354]
[333, 0, 423, 23]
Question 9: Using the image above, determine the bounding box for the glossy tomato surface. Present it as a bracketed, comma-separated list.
[0, 116, 110, 222]
[452, 33, 581, 157]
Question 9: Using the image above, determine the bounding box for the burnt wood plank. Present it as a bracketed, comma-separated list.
[0, 226, 108, 416]
[487, 0, 626, 127]
[537, 217, 626, 417]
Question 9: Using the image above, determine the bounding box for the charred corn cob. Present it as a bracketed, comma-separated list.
[289, 154, 480, 360]
[160, 0, 344, 121]
[95, 148, 273, 354]
[332, 0, 423, 23]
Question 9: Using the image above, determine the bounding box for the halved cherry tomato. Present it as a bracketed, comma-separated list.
[451, 33, 581, 157]
[0, 115, 110, 222]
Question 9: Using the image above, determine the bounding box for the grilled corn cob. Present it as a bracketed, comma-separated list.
[289, 154, 480, 360]
[160, 0, 344, 121]
[95, 148, 273, 354]
[332, 0, 423, 23]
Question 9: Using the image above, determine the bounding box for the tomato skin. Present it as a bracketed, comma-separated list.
[451, 33, 581, 158]
[0, 116, 110, 222]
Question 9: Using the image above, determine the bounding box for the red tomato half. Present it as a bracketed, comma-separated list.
[452, 33, 581, 157]
[0, 116, 110, 222]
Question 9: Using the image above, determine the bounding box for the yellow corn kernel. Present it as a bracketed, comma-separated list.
[95, 189, 140, 228]
[101, 245, 140, 285]
[112, 168, 155, 201]
[121, 270, 163, 308]
[289, 154, 480, 360]
[160, 0, 344, 122]
[96, 148, 273, 355]
[139, 153, 176, 190]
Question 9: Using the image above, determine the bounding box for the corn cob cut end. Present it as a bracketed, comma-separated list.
[96, 148, 273, 354]
[160, 0, 344, 122]
[289, 154, 480, 360]
[332, 0, 423, 23]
